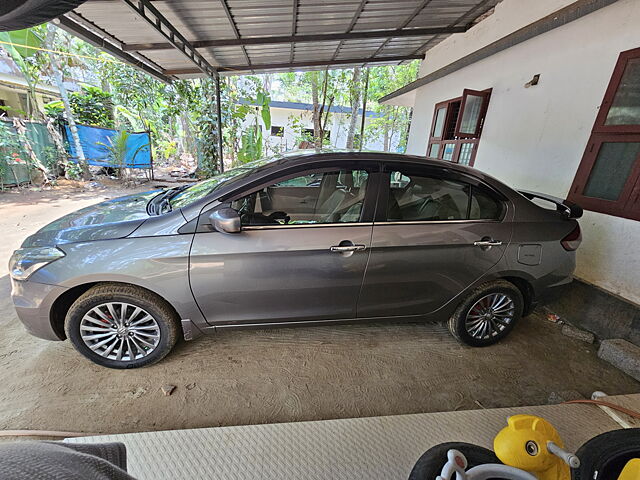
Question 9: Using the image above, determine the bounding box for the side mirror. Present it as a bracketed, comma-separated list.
[209, 207, 241, 234]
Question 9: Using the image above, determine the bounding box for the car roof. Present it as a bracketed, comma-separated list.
[261, 149, 499, 185]
[260, 149, 475, 174]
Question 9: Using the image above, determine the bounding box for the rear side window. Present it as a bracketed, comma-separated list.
[469, 186, 504, 220]
[386, 170, 503, 221]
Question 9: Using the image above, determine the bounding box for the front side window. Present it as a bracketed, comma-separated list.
[231, 169, 369, 226]
[386, 170, 503, 222]
[568, 47, 640, 221]
[160, 156, 280, 211]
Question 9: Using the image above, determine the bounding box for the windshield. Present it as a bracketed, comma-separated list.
[168, 156, 279, 209]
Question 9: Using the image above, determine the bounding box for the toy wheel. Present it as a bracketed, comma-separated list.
[408, 442, 502, 480]
[572, 429, 640, 480]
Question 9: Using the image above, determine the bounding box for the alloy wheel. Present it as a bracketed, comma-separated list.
[464, 293, 515, 340]
[79, 302, 161, 361]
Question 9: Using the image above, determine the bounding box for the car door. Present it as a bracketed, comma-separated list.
[357, 163, 513, 318]
[189, 162, 379, 326]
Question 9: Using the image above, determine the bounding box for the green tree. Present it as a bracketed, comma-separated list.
[364, 61, 420, 152]
[0, 27, 48, 118]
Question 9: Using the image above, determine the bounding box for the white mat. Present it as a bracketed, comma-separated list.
[66, 394, 640, 480]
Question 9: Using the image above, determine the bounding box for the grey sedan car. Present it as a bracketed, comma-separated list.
[10, 151, 582, 368]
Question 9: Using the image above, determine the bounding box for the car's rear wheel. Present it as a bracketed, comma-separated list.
[65, 283, 179, 369]
[447, 280, 523, 347]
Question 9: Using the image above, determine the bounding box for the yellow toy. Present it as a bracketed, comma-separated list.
[493, 415, 578, 480]
[618, 459, 640, 480]
[416, 415, 640, 480]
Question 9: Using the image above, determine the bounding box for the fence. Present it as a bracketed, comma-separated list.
[0, 118, 153, 187]
[0, 118, 56, 187]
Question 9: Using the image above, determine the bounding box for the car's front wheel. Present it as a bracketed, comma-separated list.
[65, 283, 180, 369]
[447, 280, 523, 347]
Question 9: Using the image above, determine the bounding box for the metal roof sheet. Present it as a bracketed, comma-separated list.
[57, 0, 500, 81]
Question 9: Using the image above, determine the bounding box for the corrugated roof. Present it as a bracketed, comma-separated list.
[56, 0, 500, 81]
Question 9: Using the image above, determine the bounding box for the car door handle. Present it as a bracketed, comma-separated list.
[330, 244, 366, 253]
[473, 240, 503, 247]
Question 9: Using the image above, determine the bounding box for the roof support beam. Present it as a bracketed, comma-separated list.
[380, 0, 620, 103]
[368, 0, 433, 63]
[218, 0, 252, 69]
[122, 26, 468, 51]
[330, 0, 368, 62]
[120, 0, 216, 77]
[56, 13, 171, 83]
[164, 54, 424, 75]
[289, 0, 298, 63]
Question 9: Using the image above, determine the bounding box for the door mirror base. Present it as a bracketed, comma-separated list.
[209, 208, 241, 234]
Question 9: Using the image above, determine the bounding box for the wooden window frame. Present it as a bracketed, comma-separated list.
[455, 89, 492, 138]
[592, 47, 640, 135]
[568, 47, 640, 221]
[426, 89, 491, 167]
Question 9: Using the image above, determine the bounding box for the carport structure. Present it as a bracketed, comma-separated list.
[55, 0, 500, 169]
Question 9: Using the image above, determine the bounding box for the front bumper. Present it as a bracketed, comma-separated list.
[11, 278, 68, 341]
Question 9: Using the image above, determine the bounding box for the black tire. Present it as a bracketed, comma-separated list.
[65, 283, 180, 369]
[572, 429, 640, 480]
[408, 442, 502, 480]
[0, 1, 87, 31]
[447, 280, 523, 347]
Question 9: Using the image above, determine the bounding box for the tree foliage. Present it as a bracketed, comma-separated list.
[46, 85, 114, 128]
[0, 23, 421, 182]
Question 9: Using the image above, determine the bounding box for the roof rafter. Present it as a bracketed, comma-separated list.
[120, 0, 216, 77]
[164, 54, 424, 76]
[218, 0, 252, 69]
[330, 0, 368, 62]
[56, 12, 171, 83]
[289, 0, 298, 64]
[122, 26, 468, 51]
[368, 0, 433, 63]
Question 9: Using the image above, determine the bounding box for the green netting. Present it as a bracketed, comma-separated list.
[25, 122, 56, 170]
[0, 119, 55, 187]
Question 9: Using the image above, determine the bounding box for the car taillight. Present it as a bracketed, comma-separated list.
[561, 224, 582, 251]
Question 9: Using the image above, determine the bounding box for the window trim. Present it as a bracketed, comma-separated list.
[568, 47, 640, 221]
[430, 104, 449, 139]
[270, 125, 284, 137]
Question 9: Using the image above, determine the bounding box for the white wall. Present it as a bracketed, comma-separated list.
[405, 0, 640, 304]
[242, 106, 396, 153]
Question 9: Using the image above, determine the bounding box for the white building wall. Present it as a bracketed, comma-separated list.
[404, 0, 640, 304]
[242, 106, 394, 154]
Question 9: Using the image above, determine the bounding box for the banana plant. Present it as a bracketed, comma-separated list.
[237, 91, 271, 163]
[0, 27, 46, 118]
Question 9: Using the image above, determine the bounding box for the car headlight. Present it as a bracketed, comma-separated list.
[9, 246, 65, 281]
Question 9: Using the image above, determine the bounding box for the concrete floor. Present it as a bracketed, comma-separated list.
[0, 186, 638, 436]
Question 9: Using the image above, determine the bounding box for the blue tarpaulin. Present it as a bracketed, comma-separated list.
[64, 124, 151, 169]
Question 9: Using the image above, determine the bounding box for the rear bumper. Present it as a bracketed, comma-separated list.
[11, 278, 68, 341]
[535, 277, 574, 305]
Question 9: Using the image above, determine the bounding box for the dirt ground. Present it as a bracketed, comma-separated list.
[0, 184, 638, 437]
